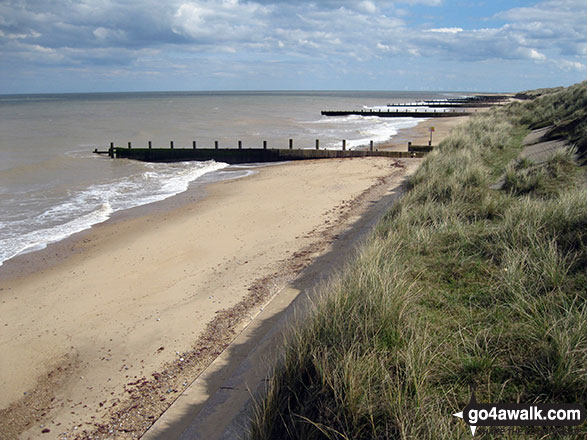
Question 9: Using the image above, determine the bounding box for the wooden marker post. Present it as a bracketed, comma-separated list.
[429, 127, 435, 146]
[316, 139, 319, 150]
[289, 139, 293, 150]
[342, 139, 346, 151]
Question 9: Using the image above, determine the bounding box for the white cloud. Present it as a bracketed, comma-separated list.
[426, 27, 463, 34]
[358, 1, 377, 14]
[0, 29, 41, 39]
[559, 59, 586, 71]
[527, 48, 547, 61]
[171, 1, 271, 43]
[92, 26, 126, 43]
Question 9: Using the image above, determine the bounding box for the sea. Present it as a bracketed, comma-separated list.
[0, 90, 463, 266]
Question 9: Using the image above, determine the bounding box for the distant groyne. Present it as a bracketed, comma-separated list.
[321, 94, 509, 118]
[321, 109, 470, 118]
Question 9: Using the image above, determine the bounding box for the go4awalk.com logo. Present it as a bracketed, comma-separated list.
[453, 392, 586, 437]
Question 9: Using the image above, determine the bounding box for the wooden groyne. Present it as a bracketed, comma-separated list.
[94, 140, 426, 163]
[321, 109, 470, 118]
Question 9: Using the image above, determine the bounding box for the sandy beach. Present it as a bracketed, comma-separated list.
[0, 115, 466, 440]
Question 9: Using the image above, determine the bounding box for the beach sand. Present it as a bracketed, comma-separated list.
[0, 115, 467, 439]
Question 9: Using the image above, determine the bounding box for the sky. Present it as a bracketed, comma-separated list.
[0, 0, 585, 94]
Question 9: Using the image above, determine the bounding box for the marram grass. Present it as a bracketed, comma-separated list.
[249, 83, 587, 440]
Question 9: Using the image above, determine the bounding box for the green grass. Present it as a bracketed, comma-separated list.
[249, 82, 587, 440]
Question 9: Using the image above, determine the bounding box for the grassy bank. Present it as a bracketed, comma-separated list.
[249, 82, 586, 439]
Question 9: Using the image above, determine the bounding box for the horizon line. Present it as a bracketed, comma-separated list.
[0, 89, 506, 97]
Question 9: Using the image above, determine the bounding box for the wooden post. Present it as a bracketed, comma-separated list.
[170, 141, 174, 149]
[128, 141, 132, 149]
[193, 140, 196, 149]
[370, 140, 373, 152]
[215, 141, 219, 149]
[263, 140, 267, 149]
[289, 139, 293, 150]
[238, 140, 242, 150]
[148, 141, 152, 149]
[408, 141, 412, 151]
[109, 142, 114, 158]
[316, 139, 319, 150]
[342, 139, 346, 151]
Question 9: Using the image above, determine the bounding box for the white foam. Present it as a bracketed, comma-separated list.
[0, 202, 113, 263]
[0, 160, 228, 266]
[306, 115, 422, 150]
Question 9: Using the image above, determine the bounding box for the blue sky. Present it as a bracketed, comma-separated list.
[0, 0, 585, 93]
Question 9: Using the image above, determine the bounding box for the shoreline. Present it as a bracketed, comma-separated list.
[0, 112, 443, 278]
[0, 165, 260, 281]
[0, 114, 467, 439]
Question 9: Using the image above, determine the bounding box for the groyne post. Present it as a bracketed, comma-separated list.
[170, 141, 174, 149]
[109, 142, 114, 158]
[148, 141, 152, 149]
[342, 139, 346, 151]
[215, 141, 219, 149]
[370, 140, 373, 152]
[263, 141, 267, 149]
[238, 140, 242, 150]
[289, 139, 293, 150]
[193, 141, 196, 149]
[128, 141, 132, 149]
[315, 139, 319, 150]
